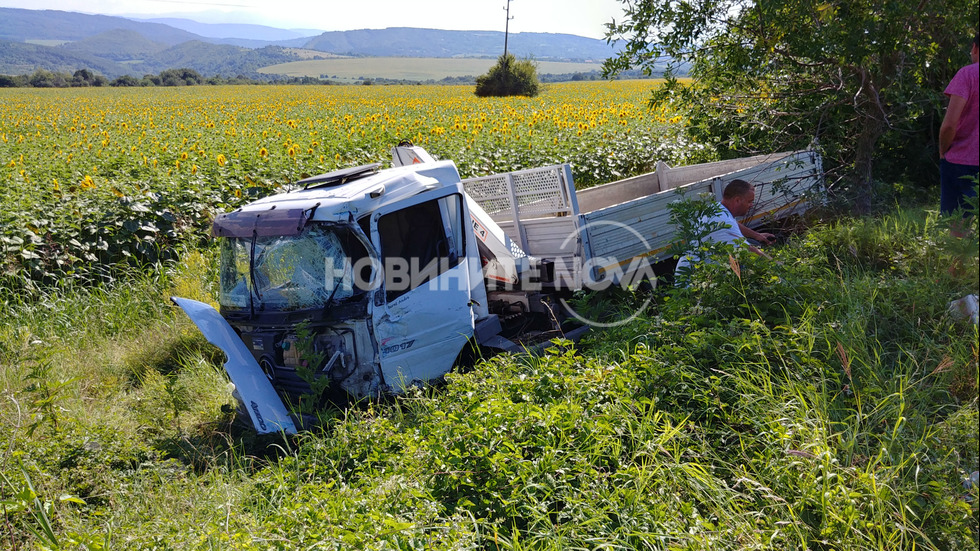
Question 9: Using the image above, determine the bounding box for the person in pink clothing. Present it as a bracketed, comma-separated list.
[939, 32, 979, 235]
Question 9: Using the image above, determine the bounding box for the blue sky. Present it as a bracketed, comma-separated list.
[0, 0, 628, 39]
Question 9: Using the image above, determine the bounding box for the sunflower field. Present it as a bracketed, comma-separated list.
[0, 81, 705, 285]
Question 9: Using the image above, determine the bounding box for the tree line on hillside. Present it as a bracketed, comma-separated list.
[0, 68, 333, 88]
[0, 66, 660, 89]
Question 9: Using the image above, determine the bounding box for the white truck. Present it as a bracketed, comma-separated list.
[173, 144, 823, 434]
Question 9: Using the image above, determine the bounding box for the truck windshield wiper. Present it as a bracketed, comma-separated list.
[324, 274, 342, 306]
[248, 229, 261, 318]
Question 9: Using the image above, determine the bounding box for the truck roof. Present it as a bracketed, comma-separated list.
[230, 160, 464, 224]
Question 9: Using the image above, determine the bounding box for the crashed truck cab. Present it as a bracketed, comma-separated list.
[174, 146, 537, 433]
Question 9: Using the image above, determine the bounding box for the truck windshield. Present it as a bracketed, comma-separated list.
[218, 223, 370, 312]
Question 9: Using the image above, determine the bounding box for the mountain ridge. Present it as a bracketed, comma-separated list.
[134, 17, 326, 42]
[0, 7, 623, 80]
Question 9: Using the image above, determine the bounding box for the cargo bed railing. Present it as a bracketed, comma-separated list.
[463, 165, 584, 287]
[463, 150, 824, 289]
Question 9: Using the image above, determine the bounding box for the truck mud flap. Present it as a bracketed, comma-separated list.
[171, 297, 297, 435]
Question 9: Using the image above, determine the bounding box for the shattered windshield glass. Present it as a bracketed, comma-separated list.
[219, 223, 369, 312]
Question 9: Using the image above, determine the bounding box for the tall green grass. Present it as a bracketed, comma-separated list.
[1, 206, 977, 549]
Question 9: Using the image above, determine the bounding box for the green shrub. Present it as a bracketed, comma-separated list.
[475, 54, 540, 97]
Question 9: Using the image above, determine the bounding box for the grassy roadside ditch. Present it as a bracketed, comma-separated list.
[1, 203, 977, 549]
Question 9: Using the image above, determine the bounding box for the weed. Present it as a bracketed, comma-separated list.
[22, 353, 74, 437]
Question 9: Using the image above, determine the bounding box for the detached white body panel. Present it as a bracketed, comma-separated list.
[172, 297, 296, 434]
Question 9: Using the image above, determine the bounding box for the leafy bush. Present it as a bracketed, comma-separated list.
[475, 54, 540, 97]
[603, 0, 977, 213]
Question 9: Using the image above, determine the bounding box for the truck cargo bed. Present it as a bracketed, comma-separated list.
[463, 150, 823, 288]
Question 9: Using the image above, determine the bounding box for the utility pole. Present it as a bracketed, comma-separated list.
[503, 0, 514, 60]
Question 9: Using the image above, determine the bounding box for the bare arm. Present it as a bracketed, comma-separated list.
[738, 222, 774, 244]
[940, 94, 967, 159]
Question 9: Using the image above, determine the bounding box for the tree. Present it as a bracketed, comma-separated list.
[111, 75, 140, 87]
[475, 54, 540, 97]
[0, 74, 27, 87]
[29, 69, 67, 88]
[604, 0, 978, 212]
[71, 69, 107, 87]
[158, 68, 204, 86]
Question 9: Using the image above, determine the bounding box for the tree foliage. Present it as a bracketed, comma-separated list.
[604, 0, 979, 212]
[475, 54, 540, 97]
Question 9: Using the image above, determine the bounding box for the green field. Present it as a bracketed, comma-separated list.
[259, 56, 605, 81]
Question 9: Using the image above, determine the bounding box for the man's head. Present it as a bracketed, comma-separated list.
[972, 32, 979, 63]
[721, 179, 756, 217]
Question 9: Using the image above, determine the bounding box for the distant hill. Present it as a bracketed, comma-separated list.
[0, 7, 627, 80]
[304, 27, 615, 61]
[135, 18, 323, 42]
[0, 41, 130, 77]
[144, 42, 305, 77]
[0, 8, 199, 45]
[62, 29, 169, 62]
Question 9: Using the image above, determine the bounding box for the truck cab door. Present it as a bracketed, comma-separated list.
[369, 189, 475, 390]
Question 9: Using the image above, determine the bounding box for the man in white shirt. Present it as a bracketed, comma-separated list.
[674, 179, 774, 282]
